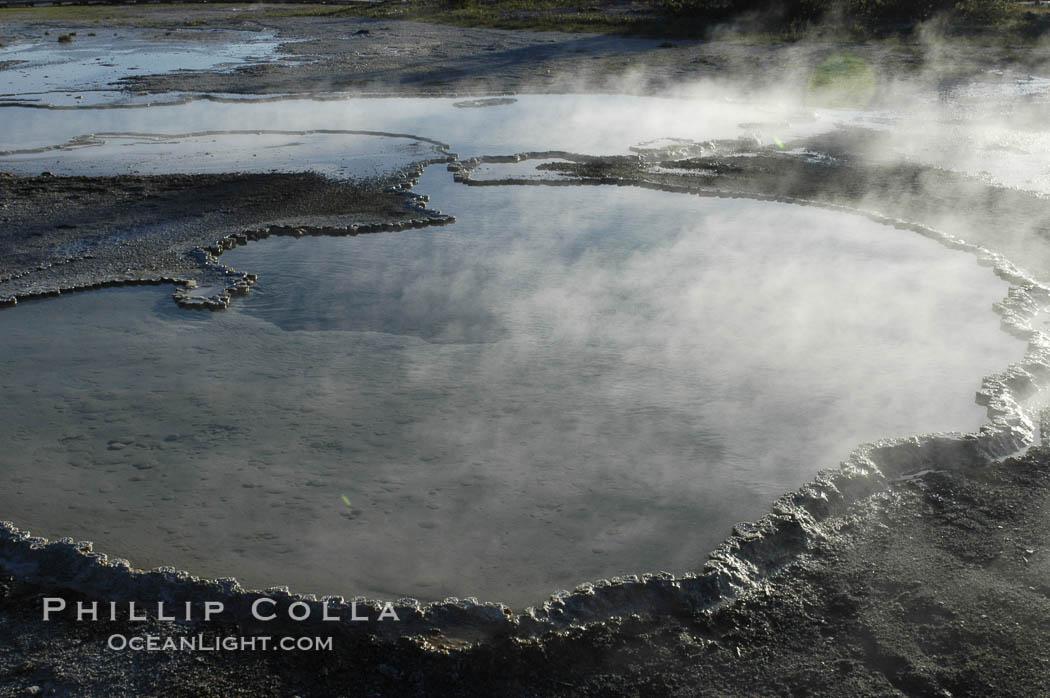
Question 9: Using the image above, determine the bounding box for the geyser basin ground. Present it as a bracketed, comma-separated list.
[0, 166, 1023, 606]
[3, 8, 1050, 691]
[0, 27, 299, 107]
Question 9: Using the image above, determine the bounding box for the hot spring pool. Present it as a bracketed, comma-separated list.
[0, 163, 1024, 606]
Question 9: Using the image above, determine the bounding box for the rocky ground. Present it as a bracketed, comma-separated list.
[453, 125, 1050, 280]
[2, 5, 1050, 696]
[0, 171, 437, 310]
[1, 4, 1047, 97]
[3, 448, 1050, 696]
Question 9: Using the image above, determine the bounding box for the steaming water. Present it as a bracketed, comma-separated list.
[5, 79, 1049, 193]
[1, 73, 1048, 604]
[0, 163, 1023, 605]
[0, 95, 824, 157]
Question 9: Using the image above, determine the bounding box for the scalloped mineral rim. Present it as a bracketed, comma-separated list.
[2, 165, 1047, 644]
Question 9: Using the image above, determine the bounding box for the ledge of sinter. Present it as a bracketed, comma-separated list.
[0, 157, 455, 312]
[2, 144, 1050, 648]
[0, 408, 1042, 650]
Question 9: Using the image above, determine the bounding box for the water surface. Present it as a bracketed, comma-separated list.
[0, 167, 1023, 606]
[0, 29, 297, 106]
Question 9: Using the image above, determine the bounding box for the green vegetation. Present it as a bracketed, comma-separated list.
[662, 0, 1012, 24]
[0, 4, 140, 21]
[805, 51, 877, 107]
[0, 3, 249, 24]
[257, 0, 668, 35]
[285, 0, 1049, 38]
[0, 0, 1043, 40]
[660, 0, 1024, 36]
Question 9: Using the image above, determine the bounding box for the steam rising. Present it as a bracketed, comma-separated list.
[0, 172, 1023, 605]
[1, 26, 1050, 607]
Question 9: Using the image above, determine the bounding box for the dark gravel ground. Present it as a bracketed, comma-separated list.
[0, 172, 415, 305]
[1, 4, 1047, 97]
[3, 448, 1050, 697]
[2, 7, 1050, 696]
[514, 127, 1050, 280]
[1, 132, 1049, 696]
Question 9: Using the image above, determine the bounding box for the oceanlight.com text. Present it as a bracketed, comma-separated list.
[107, 634, 334, 652]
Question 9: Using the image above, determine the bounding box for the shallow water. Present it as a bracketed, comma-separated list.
[0, 29, 297, 106]
[4, 77, 1050, 195]
[2, 73, 1049, 605]
[0, 94, 820, 158]
[0, 165, 1023, 606]
[0, 130, 444, 179]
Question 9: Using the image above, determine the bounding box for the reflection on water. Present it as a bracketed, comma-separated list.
[0, 168, 1024, 606]
[0, 30, 296, 107]
[0, 131, 443, 180]
[0, 94, 813, 158]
